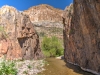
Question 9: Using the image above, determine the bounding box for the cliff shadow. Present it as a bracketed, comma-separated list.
[64, 61, 95, 75]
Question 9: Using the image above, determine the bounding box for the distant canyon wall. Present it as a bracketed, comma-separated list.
[24, 4, 64, 39]
[24, 4, 63, 23]
[63, 0, 100, 74]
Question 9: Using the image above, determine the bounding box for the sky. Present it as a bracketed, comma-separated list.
[0, 0, 73, 11]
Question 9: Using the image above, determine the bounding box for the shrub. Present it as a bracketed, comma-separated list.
[23, 70, 28, 74]
[42, 36, 63, 57]
[39, 32, 45, 37]
[0, 26, 8, 39]
[27, 64, 32, 69]
[0, 59, 17, 75]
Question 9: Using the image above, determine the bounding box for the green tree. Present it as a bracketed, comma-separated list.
[42, 36, 63, 57]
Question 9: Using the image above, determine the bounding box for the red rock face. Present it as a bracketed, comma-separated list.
[17, 15, 42, 60]
[0, 5, 43, 60]
[0, 40, 8, 56]
[63, 0, 100, 74]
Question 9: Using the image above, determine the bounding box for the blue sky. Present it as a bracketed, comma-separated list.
[0, 0, 73, 10]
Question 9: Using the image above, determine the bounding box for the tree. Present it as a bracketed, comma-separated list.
[42, 36, 63, 57]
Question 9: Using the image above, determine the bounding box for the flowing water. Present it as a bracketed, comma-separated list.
[39, 58, 94, 75]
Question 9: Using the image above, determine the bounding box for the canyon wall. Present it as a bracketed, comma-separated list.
[24, 4, 64, 39]
[24, 4, 63, 23]
[64, 0, 100, 74]
[0, 5, 43, 60]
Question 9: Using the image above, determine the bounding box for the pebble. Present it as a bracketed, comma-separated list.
[16, 59, 45, 75]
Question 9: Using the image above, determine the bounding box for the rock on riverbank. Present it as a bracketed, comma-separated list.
[0, 57, 45, 75]
[16, 59, 45, 75]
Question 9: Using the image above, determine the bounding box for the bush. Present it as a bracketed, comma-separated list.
[0, 26, 8, 39]
[42, 36, 63, 57]
[39, 32, 45, 37]
[0, 59, 17, 75]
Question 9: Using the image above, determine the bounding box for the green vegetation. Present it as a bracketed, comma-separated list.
[23, 70, 28, 74]
[0, 59, 17, 75]
[42, 36, 63, 57]
[0, 26, 8, 39]
[27, 64, 32, 69]
[39, 32, 46, 37]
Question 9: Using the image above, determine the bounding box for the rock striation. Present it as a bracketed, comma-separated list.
[24, 4, 64, 39]
[0, 5, 43, 60]
[63, 0, 100, 74]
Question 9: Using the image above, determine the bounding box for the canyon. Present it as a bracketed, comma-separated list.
[0, 1, 100, 74]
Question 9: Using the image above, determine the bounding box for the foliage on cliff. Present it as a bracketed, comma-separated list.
[0, 26, 7, 40]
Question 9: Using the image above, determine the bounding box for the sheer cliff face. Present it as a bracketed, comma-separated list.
[0, 5, 43, 60]
[64, 0, 100, 74]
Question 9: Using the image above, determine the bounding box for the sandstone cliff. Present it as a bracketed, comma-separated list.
[0, 5, 43, 60]
[63, 0, 100, 74]
[24, 4, 63, 39]
[24, 4, 63, 23]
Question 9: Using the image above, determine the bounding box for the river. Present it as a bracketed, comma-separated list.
[39, 58, 95, 75]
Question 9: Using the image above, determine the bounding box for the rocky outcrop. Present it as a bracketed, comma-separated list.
[0, 5, 43, 60]
[63, 0, 100, 74]
[63, 4, 73, 64]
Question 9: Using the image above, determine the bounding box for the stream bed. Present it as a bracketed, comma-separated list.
[39, 58, 95, 75]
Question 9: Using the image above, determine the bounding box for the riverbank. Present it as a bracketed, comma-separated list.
[16, 59, 45, 75]
[56, 56, 97, 75]
[55, 55, 64, 59]
[0, 57, 45, 75]
[0, 57, 95, 75]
